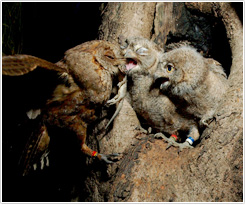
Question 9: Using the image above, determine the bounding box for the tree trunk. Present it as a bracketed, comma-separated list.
[85, 2, 242, 202]
[2, 2, 242, 202]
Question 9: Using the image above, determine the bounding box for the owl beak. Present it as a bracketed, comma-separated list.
[153, 73, 162, 82]
[112, 57, 127, 67]
[124, 49, 135, 59]
[153, 74, 169, 90]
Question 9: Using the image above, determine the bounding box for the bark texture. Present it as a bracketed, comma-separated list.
[92, 2, 243, 202]
[98, 2, 156, 42]
[2, 2, 242, 202]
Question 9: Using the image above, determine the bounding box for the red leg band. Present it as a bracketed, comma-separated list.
[92, 151, 98, 157]
[170, 134, 178, 141]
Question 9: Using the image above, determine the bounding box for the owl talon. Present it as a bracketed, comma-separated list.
[165, 137, 177, 150]
[178, 141, 193, 153]
[154, 133, 177, 149]
[166, 142, 173, 150]
[100, 153, 120, 163]
[136, 125, 149, 134]
[154, 133, 168, 141]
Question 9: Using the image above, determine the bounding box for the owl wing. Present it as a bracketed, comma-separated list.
[2, 54, 67, 76]
[18, 122, 50, 176]
[205, 58, 227, 78]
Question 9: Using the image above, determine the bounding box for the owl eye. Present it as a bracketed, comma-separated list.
[166, 63, 174, 73]
[105, 55, 114, 60]
[104, 50, 115, 60]
[136, 47, 148, 56]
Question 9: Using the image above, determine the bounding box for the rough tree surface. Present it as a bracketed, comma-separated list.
[86, 2, 242, 202]
[2, 2, 242, 202]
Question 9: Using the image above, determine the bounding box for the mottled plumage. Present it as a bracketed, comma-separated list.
[154, 46, 228, 127]
[2, 40, 126, 175]
[119, 37, 199, 150]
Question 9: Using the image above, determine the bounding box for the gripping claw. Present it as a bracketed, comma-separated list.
[155, 133, 193, 152]
[100, 153, 120, 163]
[166, 138, 177, 150]
[177, 141, 193, 154]
[154, 133, 176, 146]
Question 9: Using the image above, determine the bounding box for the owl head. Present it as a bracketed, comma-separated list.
[65, 40, 127, 76]
[154, 46, 208, 96]
[94, 41, 127, 75]
[118, 36, 163, 75]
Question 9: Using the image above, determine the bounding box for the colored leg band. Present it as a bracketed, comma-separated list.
[92, 151, 98, 157]
[170, 134, 178, 141]
[186, 137, 194, 145]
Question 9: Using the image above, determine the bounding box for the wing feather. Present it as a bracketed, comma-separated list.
[19, 123, 50, 176]
[2, 54, 67, 76]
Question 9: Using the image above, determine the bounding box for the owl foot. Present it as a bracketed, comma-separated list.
[154, 133, 178, 149]
[100, 153, 120, 163]
[154, 132, 169, 141]
[177, 141, 193, 153]
[136, 125, 152, 134]
[166, 137, 178, 150]
[154, 133, 193, 152]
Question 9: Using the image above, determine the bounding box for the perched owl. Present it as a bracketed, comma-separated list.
[3, 40, 126, 175]
[154, 46, 228, 128]
[119, 36, 199, 150]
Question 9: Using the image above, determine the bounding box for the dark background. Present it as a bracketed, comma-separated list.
[2, 2, 243, 202]
[2, 2, 103, 202]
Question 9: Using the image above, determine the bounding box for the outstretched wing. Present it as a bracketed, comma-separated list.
[2, 54, 67, 76]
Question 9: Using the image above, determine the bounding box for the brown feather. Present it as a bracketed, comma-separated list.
[2, 55, 67, 76]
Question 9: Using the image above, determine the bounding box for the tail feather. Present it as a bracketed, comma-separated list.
[19, 123, 50, 176]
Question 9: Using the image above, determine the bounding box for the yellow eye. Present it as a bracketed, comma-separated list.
[166, 63, 174, 73]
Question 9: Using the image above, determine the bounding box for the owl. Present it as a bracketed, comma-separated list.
[2, 40, 126, 175]
[119, 36, 199, 151]
[154, 46, 228, 127]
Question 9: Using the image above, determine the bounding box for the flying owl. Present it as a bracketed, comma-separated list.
[119, 36, 199, 151]
[2, 40, 126, 175]
[154, 46, 228, 128]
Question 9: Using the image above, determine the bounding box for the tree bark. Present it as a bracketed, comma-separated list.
[88, 2, 243, 202]
[3, 2, 242, 202]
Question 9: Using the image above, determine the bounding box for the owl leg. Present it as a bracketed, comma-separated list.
[177, 125, 200, 152]
[154, 130, 197, 152]
[154, 132, 180, 149]
[76, 123, 119, 163]
[81, 143, 119, 163]
[166, 134, 178, 150]
[135, 124, 152, 134]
